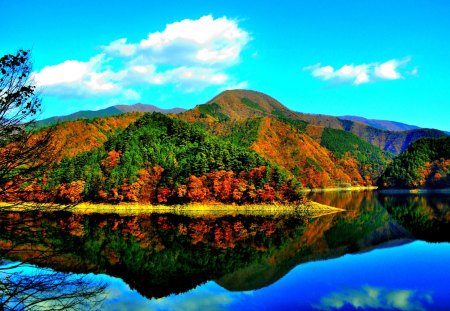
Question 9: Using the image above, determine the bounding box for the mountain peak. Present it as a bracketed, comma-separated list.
[186, 89, 297, 122]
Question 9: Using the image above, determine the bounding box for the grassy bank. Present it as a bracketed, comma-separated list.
[0, 201, 345, 217]
[302, 186, 378, 193]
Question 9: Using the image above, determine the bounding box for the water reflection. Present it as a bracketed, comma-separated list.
[0, 191, 449, 310]
[0, 210, 106, 311]
[379, 193, 450, 241]
[0, 262, 105, 311]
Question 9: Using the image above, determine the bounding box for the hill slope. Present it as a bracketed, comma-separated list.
[180, 90, 392, 187]
[379, 136, 450, 188]
[32, 113, 144, 162]
[26, 113, 303, 204]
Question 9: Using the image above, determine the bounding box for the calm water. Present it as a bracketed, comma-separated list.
[1, 191, 450, 310]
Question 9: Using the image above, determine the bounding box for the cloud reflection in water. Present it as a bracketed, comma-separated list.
[315, 285, 432, 311]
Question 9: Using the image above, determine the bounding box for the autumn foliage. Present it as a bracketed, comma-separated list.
[1, 113, 304, 204]
[379, 137, 450, 188]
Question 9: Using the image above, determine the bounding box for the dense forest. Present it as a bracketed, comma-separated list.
[378, 136, 450, 188]
[2, 113, 304, 204]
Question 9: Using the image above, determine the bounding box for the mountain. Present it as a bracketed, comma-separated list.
[180, 90, 392, 188]
[35, 90, 447, 155]
[181, 90, 447, 155]
[41, 113, 143, 161]
[379, 136, 450, 188]
[180, 89, 298, 123]
[339, 115, 420, 131]
[296, 112, 447, 155]
[6, 89, 448, 200]
[36, 103, 185, 127]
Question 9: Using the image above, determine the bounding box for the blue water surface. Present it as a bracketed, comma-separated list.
[101, 241, 450, 311]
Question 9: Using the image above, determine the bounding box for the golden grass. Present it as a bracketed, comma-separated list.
[302, 186, 378, 192]
[0, 201, 345, 217]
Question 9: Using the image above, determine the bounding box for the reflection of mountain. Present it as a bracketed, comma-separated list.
[1, 192, 449, 299]
[216, 193, 412, 292]
[380, 193, 450, 241]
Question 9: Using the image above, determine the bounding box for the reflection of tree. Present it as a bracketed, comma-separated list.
[0, 265, 105, 311]
[0, 211, 106, 310]
[0, 50, 105, 310]
[1, 212, 309, 300]
[0, 203, 410, 300]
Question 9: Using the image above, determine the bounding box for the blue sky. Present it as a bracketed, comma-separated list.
[2, 0, 450, 131]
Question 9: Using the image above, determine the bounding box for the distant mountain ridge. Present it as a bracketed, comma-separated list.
[339, 115, 420, 131]
[179, 90, 447, 155]
[35, 90, 448, 155]
[37, 103, 185, 127]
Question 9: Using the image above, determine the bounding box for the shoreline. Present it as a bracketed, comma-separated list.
[377, 188, 450, 194]
[0, 201, 345, 217]
[302, 186, 378, 192]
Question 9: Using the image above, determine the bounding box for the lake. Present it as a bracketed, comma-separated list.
[1, 191, 449, 310]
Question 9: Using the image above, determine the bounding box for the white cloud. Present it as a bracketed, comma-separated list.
[219, 80, 249, 92]
[151, 67, 229, 92]
[103, 38, 137, 57]
[33, 54, 121, 98]
[137, 15, 249, 65]
[34, 15, 249, 99]
[34, 60, 89, 86]
[374, 59, 402, 80]
[123, 89, 141, 101]
[305, 58, 411, 85]
[314, 285, 432, 311]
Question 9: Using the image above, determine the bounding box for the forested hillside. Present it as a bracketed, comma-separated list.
[180, 90, 393, 188]
[379, 136, 450, 188]
[40, 112, 143, 161]
[5, 89, 446, 203]
[4, 113, 303, 204]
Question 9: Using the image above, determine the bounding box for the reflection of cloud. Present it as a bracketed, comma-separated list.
[314, 285, 432, 311]
[102, 279, 251, 311]
[153, 292, 233, 311]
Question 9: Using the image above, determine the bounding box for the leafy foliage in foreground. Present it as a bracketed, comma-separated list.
[379, 136, 450, 188]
